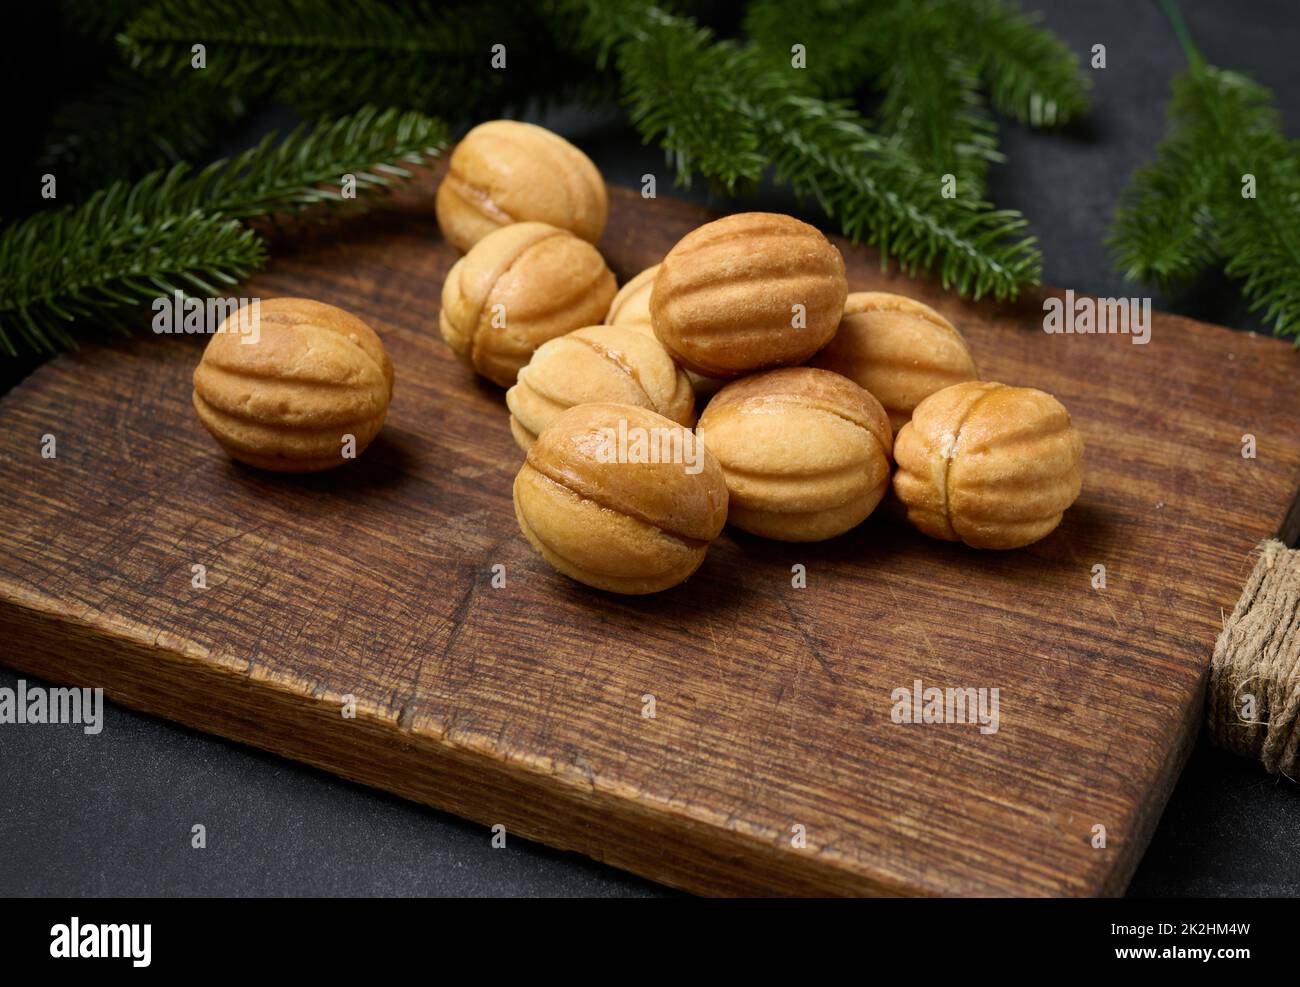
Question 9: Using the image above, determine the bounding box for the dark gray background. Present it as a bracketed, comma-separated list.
[2, 0, 1299, 897]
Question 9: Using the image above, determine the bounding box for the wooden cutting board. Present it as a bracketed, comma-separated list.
[2, 174, 1298, 896]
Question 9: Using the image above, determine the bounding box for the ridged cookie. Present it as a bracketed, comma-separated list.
[606, 263, 726, 401]
[810, 291, 979, 432]
[192, 297, 393, 472]
[436, 120, 607, 253]
[605, 264, 659, 328]
[651, 213, 847, 377]
[513, 403, 728, 594]
[697, 367, 893, 541]
[507, 324, 694, 451]
[439, 222, 616, 387]
[892, 380, 1084, 549]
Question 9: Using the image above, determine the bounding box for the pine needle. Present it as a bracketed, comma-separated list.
[117, 0, 590, 119]
[171, 107, 449, 220]
[870, 14, 1003, 200]
[0, 107, 448, 355]
[1108, 58, 1300, 340]
[744, 0, 1082, 199]
[742, 0, 888, 96]
[954, 0, 1089, 127]
[748, 79, 1039, 299]
[0, 205, 264, 357]
[590, 8, 767, 192]
[559, 0, 1042, 300]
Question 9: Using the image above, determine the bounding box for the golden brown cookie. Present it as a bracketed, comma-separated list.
[513, 403, 728, 594]
[651, 213, 847, 377]
[436, 120, 607, 253]
[506, 324, 694, 451]
[192, 297, 393, 472]
[892, 380, 1084, 549]
[439, 222, 616, 387]
[809, 291, 979, 433]
[697, 367, 893, 541]
[605, 264, 659, 328]
[607, 263, 727, 402]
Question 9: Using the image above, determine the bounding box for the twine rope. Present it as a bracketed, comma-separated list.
[1206, 540, 1300, 778]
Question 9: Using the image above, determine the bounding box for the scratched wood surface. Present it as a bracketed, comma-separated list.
[1, 174, 1299, 896]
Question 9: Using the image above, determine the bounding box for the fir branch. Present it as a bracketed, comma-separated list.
[117, 0, 578, 119]
[0, 204, 264, 357]
[742, 0, 886, 96]
[1110, 61, 1300, 339]
[119, 0, 472, 79]
[558, 0, 1041, 299]
[167, 106, 449, 220]
[0, 107, 447, 356]
[594, 8, 767, 192]
[877, 59, 1002, 200]
[952, 0, 1089, 127]
[1106, 72, 1220, 290]
[745, 0, 1063, 198]
[870, 8, 1003, 199]
[745, 1, 1090, 132]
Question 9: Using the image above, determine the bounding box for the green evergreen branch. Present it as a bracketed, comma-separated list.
[1197, 68, 1300, 339]
[1, 107, 447, 356]
[168, 106, 448, 220]
[120, 0, 471, 77]
[745, 0, 1072, 198]
[558, 0, 1041, 300]
[1106, 68, 1222, 290]
[0, 205, 264, 357]
[117, 0, 579, 119]
[954, 0, 1089, 127]
[599, 8, 767, 191]
[742, 0, 887, 96]
[872, 14, 1003, 199]
[1108, 53, 1300, 339]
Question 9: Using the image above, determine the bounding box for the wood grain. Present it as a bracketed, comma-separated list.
[1, 173, 1298, 896]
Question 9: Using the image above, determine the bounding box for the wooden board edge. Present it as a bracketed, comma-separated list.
[1102, 492, 1300, 895]
[1104, 669, 1208, 896]
[0, 586, 953, 898]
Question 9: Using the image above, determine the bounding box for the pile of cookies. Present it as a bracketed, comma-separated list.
[191, 120, 1084, 595]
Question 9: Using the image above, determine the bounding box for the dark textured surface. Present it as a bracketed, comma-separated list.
[2, 0, 1299, 897]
